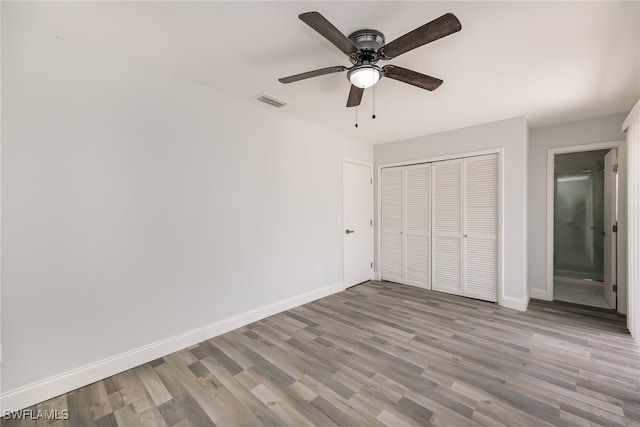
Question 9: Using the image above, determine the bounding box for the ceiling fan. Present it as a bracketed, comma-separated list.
[279, 11, 462, 108]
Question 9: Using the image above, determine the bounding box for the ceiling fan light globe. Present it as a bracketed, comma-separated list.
[348, 66, 380, 89]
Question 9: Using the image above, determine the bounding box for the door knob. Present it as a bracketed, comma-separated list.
[345, 229, 355, 234]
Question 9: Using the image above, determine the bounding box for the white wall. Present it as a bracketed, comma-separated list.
[1, 22, 372, 408]
[527, 114, 626, 300]
[0, 4, 3, 409]
[374, 117, 529, 308]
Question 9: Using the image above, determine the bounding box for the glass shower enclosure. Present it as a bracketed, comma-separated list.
[554, 169, 605, 281]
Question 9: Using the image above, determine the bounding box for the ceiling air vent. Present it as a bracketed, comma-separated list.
[256, 93, 287, 108]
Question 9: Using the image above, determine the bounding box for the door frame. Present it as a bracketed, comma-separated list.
[603, 148, 618, 309]
[376, 148, 503, 306]
[343, 158, 374, 288]
[545, 140, 625, 309]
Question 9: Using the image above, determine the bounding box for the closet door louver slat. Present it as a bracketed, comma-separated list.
[464, 154, 499, 302]
[381, 168, 404, 282]
[405, 165, 431, 288]
[432, 159, 463, 295]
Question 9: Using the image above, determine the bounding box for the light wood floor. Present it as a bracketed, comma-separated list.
[5, 281, 640, 426]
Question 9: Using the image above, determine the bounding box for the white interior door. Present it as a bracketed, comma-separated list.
[432, 159, 463, 295]
[464, 154, 499, 302]
[405, 164, 431, 288]
[381, 168, 404, 282]
[604, 148, 618, 309]
[343, 160, 373, 287]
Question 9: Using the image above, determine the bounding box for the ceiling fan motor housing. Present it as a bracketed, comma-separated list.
[348, 29, 385, 65]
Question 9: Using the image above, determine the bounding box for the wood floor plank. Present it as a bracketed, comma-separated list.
[249, 383, 311, 426]
[93, 413, 117, 427]
[162, 352, 253, 426]
[201, 358, 288, 427]
[66, 388, 93, 427]
[135, 365, 172, 407]
[135, 405, 169, 427]
[112, 405, 143, 427]
[197, 340, 243, 376]
[8, 281, 639, 426]
[111, 370, 151, 407]
[235, 368, 340, 426]
[156, 399, 185, 427]
[376, 408, 418, 427]
[153, 361, 216, 427]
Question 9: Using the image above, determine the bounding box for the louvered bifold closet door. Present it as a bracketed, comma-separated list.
[464, 154, 499, 302]
[381, 168, 404, 282]
[405, 164, 431, 288]
[432, 159, 463, 295]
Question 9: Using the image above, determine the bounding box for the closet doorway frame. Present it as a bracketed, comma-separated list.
[376, 148, 504, 306]
[545, 140, 626, 312]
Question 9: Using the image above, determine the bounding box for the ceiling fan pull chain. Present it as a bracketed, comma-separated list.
[372, 85, 376, 119]
[355, 106, 359, 128]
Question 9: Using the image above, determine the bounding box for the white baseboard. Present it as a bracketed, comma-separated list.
[530, 288, 550, 300]
[501, 293, 529, 311]
[1, 282, 344, 412]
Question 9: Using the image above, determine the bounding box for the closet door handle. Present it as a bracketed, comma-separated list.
[345, 229, 355, 234]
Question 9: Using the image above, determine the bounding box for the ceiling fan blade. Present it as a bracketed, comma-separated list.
[279, 66, 347, 84]
[299, 11, 359, 56]
[382, 65, 443, 91]
[380, 13, 461, 59]
[346, 85, 364, 108]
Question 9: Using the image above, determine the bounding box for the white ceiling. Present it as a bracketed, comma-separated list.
[4, 1, 639, 145]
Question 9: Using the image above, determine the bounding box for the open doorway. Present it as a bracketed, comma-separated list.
[552, 149, 617, 309]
